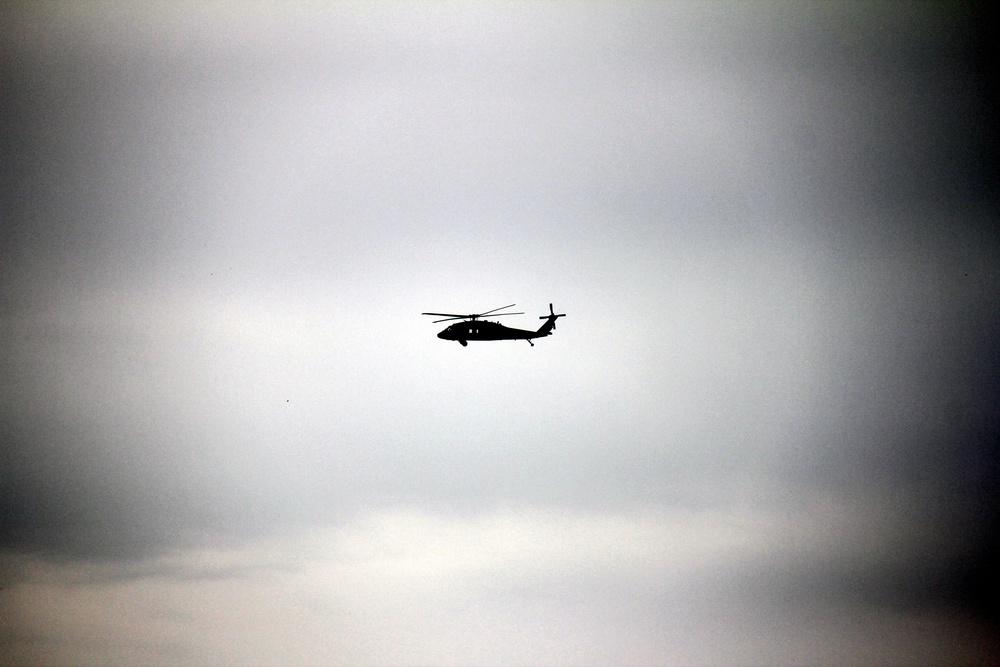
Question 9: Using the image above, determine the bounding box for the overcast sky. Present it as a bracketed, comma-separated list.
[2, 2, 998, 665]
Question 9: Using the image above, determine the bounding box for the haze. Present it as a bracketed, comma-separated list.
[1, 3, 997, 665]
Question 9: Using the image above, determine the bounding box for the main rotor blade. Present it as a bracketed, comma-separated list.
[429, 312, 524, 323]
[479, 304, 517, 317]
[423, 304, 523, 324]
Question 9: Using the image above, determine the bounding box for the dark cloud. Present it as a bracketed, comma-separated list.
[778, 3, 998, 217]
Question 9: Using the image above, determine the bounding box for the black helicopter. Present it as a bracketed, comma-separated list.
[423, 303, 565, 346]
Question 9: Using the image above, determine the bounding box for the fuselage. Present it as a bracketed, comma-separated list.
[437, 319, 544, 343]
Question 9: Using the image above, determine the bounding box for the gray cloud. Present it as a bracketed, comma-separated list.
[2, 2, 997, 663]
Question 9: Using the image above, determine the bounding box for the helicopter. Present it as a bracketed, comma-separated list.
[422, 303, 565, 347]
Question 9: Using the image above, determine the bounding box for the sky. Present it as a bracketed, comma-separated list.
[1, 2, 998, 665]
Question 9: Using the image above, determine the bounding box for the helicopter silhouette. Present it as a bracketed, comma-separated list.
[423, 303, 565, 347]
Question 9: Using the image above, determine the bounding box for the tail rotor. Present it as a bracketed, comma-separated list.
[539, 303, 566, 330]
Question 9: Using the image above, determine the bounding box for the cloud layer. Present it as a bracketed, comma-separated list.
[2, 2, 997, 664]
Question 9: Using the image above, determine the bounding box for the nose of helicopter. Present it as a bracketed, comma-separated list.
[437, 330, 447, 339]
